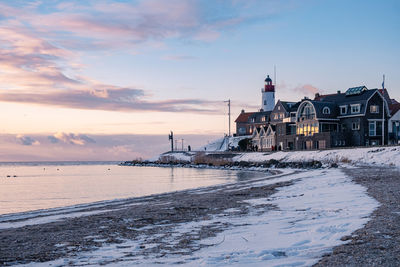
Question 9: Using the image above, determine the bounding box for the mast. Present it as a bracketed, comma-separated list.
[382, 74, 385, 146]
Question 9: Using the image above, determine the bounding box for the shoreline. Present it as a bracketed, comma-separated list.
[0, 167, 380, 266]
[314, 166, 400, 266]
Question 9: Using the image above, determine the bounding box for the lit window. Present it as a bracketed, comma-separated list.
[370, 105, 379, 113]
[351, 104, 360, 114]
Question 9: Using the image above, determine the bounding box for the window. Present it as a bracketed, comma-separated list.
[370, 105, 379, 113]
[264, 100, 266, 105]
[369, 122, 376, 136]
[261, 117, 265, 122]
[351, 104, 360, 114]
[278, 106, 281, 110]
[298, 102, 316, 120]
[322, 107, 330, 114]
[340, 105, 347, 115]
[352, 122, 360, 130]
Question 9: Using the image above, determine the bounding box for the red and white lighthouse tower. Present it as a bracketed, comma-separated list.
[261, 75, 275, 111]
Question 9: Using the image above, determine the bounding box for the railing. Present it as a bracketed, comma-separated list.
[283, 117, 296, 123]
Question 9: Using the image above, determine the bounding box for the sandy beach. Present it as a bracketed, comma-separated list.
[1, 164, 395, 266]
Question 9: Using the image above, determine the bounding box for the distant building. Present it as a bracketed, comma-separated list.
[234, 76, 397, 151]
[314, 86, 390, 147]
[235, 75, 275, 136]
[270, 100, 299, 150]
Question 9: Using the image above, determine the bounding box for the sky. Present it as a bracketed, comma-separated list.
[0, 0, 399, 161]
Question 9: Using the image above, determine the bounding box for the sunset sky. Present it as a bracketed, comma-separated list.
[0, 0, 399, 161]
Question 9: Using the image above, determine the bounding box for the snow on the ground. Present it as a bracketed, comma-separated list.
[198, 136, 250, 152]
[28, 169, 378, 266]
[190, 169, 378, 266]
[235, 146, 400, 167]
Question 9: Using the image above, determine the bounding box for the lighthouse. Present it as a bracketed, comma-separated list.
[261, 75, 275, 111]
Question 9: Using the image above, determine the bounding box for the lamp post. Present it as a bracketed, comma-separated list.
[224, 99, 231, 136]
[168, 131, 174, 152]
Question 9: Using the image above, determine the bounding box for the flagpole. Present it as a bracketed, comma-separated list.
[382, 74, 385, 146]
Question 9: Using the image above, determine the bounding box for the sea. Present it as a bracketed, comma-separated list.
[0, 161, 264, 216]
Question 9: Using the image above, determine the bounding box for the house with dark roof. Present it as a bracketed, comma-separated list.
[235, 109, 271, 136]
[235, 110, 256, 136]
[270, 100, 299, 150]
[389, 103, 400, 144]
[314, 86, 390, 147]
[234, 75, 396, 151]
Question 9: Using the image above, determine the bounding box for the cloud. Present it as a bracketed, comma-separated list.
[293, 84, 319, 97]
[0, 1, 290, 114]
[16, 135, 40, 146]
[0, 87, 220, 113]
[0, 133, 221, 161]
[48, 133, 96, 146]
[1, 0, 249, 50]
[0, 23, 220, 113]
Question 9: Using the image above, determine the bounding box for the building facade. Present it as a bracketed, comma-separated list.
[235, 79, 396, 151]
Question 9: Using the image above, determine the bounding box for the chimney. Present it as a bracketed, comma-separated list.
[315, 93, 320, 99]
[337, 90, 341, 94]
[241, 109, 245, 113]
[259, 108, 264, 112]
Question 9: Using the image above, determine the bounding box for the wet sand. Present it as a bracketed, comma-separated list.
[0, 169, 288, 265]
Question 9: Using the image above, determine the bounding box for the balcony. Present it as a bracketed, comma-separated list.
[283, 117, 296, 123]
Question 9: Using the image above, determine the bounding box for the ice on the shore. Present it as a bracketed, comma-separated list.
[26, 168, 378, 266]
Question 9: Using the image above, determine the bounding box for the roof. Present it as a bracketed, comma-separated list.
[298, 100, 338, 119]
[314, 88, 378, 104]
[249, 111, 272, 123]
[235, 112, 256, 123]
[390, 103, 400, 116]
[345, 86, 367, 96]
[289, 101, 301, 112]
[280, 101, 297, 112]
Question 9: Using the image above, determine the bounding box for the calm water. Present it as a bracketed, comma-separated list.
[0, 162, 264, 215]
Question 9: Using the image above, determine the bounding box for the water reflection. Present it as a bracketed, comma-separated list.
[0, 164, 266, 215]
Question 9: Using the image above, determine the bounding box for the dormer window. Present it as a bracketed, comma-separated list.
[322, 107, 330, 115]
[351, 104, 360, 114]
[340, 105, 347, 115]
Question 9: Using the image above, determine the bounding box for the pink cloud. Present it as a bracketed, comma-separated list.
[293, 84, 320, 97]
[0, 133, 221, 161]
